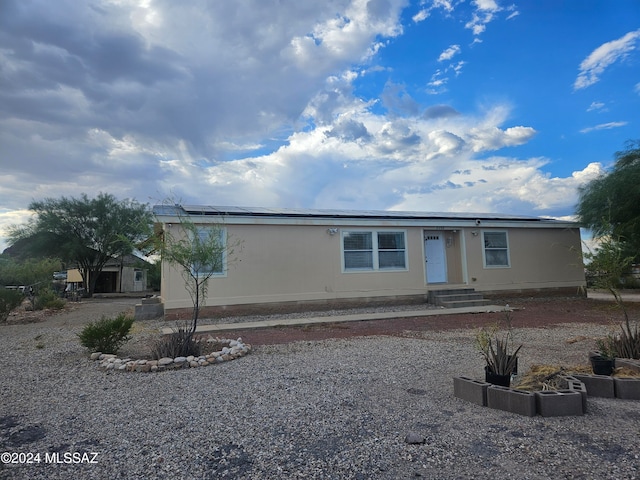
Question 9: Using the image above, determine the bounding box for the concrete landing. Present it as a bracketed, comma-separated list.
[161, 304, 509, 335]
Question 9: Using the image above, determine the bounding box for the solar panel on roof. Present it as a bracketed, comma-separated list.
[153, 204, 568, 224]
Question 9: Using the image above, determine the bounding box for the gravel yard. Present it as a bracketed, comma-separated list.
[1, 296, 640, 479]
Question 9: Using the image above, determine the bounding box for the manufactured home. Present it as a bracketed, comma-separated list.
[154, 205, 585, 318]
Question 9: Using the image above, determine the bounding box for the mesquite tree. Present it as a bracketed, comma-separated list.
[8, 193, 152, 296]
[576, 140, 640, 261]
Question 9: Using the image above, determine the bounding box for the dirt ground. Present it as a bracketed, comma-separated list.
[229, 294, 640, 346]
[6, 293, 640, 347]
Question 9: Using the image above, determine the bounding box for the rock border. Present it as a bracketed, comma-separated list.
[91, 337, 252, 372]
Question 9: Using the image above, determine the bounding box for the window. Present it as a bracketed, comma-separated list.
[191, 226, 226, 277]
[483, 231, 510, 267]
[342, 230, 407, 271]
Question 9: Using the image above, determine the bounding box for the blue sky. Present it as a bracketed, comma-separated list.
[1, 0, 639, 252]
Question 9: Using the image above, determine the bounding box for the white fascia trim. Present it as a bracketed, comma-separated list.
[155, 214, 577, 230]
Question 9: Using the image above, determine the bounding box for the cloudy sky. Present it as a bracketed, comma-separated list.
[1, 0, 639, 252]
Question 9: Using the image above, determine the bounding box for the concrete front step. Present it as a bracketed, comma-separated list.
[440, 299, 492, 309]
[428, 288, 491, 309]
[427, 289, 475, 303]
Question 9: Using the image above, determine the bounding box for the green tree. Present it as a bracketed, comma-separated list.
[576, 140, 640, 260]
[0, 257, 62, 288]
[8, 193, 152, 296]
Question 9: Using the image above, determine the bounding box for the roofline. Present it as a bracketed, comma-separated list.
[152, 204, 579, 229]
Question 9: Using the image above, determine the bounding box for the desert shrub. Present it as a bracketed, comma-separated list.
[597, 319, 640, 360]
[0, 289, 24, 323]
[34, 287, 65, 311]
[78, 313, 134, 354]
[151, 326, 202, 359]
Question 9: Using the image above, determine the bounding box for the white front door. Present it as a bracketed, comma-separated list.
[425, 233, 447, 283]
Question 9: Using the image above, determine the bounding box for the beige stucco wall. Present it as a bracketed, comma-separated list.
[160, 220, 585, 312]
[162, 224, 428, 311]
[463, 227, 584, 292]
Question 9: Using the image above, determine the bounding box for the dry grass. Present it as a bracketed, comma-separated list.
[514, 363, 640, 391]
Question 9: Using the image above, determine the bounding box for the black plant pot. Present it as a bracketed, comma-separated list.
[590, 355, 614, 376]
[485, 366, 511, 387]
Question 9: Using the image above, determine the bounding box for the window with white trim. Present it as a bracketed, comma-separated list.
[342, 230, 407, 271]
[483, 231, 510, 268]
[191, 226, 226, 277]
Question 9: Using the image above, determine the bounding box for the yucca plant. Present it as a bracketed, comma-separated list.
[598, 319, 640, 360]
[475, 308, 522, 376]
[483, 334, 522, 376]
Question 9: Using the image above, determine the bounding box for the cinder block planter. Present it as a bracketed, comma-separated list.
[560, 375, 588, 413]
[614, 378, 640, 400]
[572, 374, 615, 398]
[453, 376, 490, 406]
[487, 385, 536, 417]
[535, 390, 584, 417]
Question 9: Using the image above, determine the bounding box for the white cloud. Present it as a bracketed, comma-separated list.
[0, 0, 615, 254]
[574, 29, 640, 90]
[412, 9, 429, 23]
[156, 101, 564, 218]
[465, 0, 501, 36]
[505, 5, 519, 21]
[587, 101, 605, 112]
[580, 121, 628, 134]
[438, 45, 461, 62]
[0, 208, 33, 253]
[432, 0, 454, 13]
[390, 160, 604, 214]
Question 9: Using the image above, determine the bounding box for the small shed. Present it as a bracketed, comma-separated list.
[67, 254, 149, 294]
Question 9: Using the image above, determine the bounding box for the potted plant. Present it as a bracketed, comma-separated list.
[590, 338, 615, 376]
[475, 309, 522, 387]
[591, 317, 640, 375]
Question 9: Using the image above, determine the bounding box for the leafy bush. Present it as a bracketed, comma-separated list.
[34, 287, 65, 310]
[0, 289, 24, 323]
[78, 313, 134, 354]
[151, 326, 202, 359]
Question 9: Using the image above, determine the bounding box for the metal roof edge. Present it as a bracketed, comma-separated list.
[152, 204, 578, 227]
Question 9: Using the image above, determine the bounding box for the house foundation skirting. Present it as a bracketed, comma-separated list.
[163, 294, 428, 320]
[482, 286, 586, 299]
[162, 286, 585, 320]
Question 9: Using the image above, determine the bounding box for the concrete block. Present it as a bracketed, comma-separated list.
[487, 385, 536, 417]
[614, 378, 640, 400]
[535, 390, 584, 417]
[572, 373, 615, 398]
[453, 376, 490, 406]
[141, 296, 162, 304]
[134, 302, 164, 320]
[560, 375, 588, 413]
